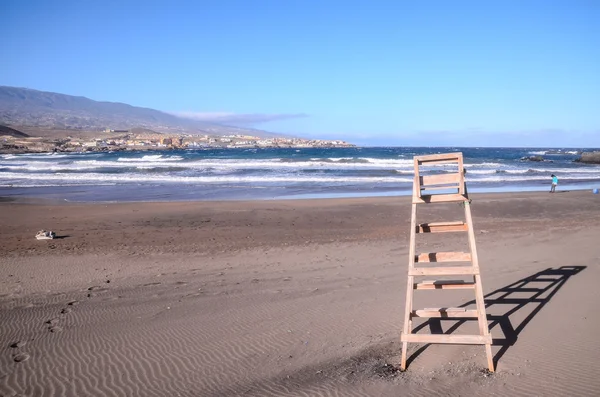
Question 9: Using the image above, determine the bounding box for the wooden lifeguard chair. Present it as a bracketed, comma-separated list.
[400, 152, 494, 372]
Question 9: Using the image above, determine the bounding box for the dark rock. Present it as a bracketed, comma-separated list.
[575, 151, 600, 164]
[521, 155, 545, 162]
[10, 341, 26, 348]
[13, 353, 30, 362]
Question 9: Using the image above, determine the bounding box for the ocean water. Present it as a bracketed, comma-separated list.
[1, 147, 599, 202]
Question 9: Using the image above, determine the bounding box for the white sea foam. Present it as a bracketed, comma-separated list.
[1, 158, 419, 171]
[2, 156, 599, 176]
[117, 155, 183, 162]
[468, 162, 504, 168]
[1, 152, 81, 159]
[0, 183, 118, 188]
[516, 167, 600, 174]
[0, 171, 414, 184]
[2, 170, 600, 186]
[467, 169, 503, 175]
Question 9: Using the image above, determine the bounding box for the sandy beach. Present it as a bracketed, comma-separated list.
[1, 191, 600, 396]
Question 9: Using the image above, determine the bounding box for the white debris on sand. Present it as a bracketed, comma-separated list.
[35, 230, 56, 240]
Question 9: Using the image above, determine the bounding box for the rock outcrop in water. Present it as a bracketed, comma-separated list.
[521, 155, 553, 163]
[521, 155, 544, 162]
[574, 151, 600, 164]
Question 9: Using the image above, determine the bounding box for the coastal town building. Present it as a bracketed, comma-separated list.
[0, 130, 356, 153]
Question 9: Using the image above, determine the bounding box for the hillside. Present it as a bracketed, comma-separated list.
[0, 125, 29, 138]
[0, 86, 282, 138]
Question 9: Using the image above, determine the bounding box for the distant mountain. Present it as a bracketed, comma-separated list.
[0, 86, 282, 137]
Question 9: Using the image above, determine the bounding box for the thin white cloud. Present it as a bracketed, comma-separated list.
[171, 111, 307, 125]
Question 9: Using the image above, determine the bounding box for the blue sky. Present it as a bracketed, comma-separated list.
[2, 0, 599, 147]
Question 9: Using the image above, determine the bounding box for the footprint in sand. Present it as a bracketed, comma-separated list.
[48, 326, 63, 333]
[61, 307, 72, 314]
[13, 353, 30, 363]
[46, 318, 59, 326]
[67, 300, 79, 306]
[10, 341, 26, 349]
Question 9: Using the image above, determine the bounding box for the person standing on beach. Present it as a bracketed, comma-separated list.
[550, 174, 558, 193]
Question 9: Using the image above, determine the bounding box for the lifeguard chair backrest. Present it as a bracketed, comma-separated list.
[413, 152, 465, 198]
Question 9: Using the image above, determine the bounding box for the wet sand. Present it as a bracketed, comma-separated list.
[1, 191, 600, 396]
